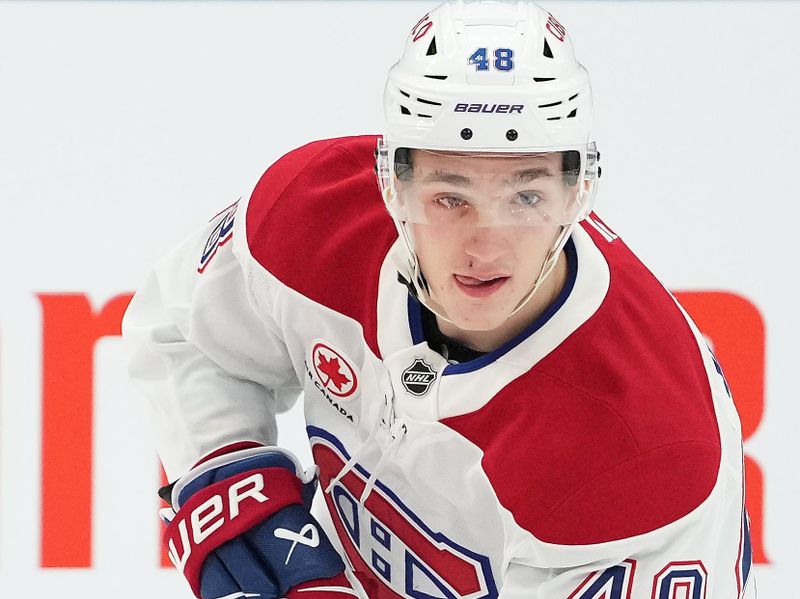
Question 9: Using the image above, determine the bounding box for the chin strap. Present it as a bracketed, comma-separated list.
[506, 222, 575, 320]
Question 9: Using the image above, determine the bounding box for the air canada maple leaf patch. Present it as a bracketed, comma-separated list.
[311, 342, 358, 398]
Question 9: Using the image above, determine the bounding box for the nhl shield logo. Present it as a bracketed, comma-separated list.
[401, 358, 437, 396]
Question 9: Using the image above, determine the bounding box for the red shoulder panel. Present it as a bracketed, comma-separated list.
[442, 219, 722, 545]
[245, 136, 398, 357]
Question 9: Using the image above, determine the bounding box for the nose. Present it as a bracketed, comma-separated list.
[462, 226, 509, 265]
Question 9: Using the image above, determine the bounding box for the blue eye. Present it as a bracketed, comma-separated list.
[516, 192, 543, 206]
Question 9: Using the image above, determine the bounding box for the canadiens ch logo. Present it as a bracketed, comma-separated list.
[401, 358, 437, 396]
[309, 428, 498, 599]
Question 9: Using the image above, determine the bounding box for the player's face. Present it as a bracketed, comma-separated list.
[406, 150, 571, 332]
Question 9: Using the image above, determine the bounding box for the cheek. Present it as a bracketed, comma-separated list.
[510, 226, 562, 273]
[411, 226, 446, 288]
[413, 225, 460, 266]
[512, 225, 560, 254]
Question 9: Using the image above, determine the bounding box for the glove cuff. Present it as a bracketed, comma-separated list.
[164, 454, 306, 598]
[171, 446, 315, 510]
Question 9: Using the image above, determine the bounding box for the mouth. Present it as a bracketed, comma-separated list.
[453, 274, 510, 298]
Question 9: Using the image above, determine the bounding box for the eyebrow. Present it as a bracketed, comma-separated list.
[421, 166, 554, 187]
[508, 167, 554, 184]
[422, 170, 472, 186]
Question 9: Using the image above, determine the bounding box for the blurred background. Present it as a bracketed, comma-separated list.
[0, 0, 795, 596]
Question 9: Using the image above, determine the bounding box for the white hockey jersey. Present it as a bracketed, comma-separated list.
[123, 135, 755, 598]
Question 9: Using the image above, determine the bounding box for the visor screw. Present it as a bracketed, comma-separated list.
[460, 128, 473, 140]
[506, 129, 518, 141]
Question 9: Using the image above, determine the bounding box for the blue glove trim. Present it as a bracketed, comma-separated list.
[179, 451, 299, 506]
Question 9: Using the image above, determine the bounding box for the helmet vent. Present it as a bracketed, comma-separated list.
[424, 75, 448, 80]
[567, 108, 578, 118]
[543, 39, 554, 59]
[426, 37, 438, 56]
[400, 90, 410, 98]
[418, 97, 442, 106]
[538, 100, 562, 108]
[547, 116, 561, 121]
[569, 93, 579, 101]
[401, 106, 411, 115]
[418, 114, 433, 119]
[534, 77, 555, 82]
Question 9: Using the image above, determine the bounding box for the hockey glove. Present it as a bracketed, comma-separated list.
[161, 446, 357, 599]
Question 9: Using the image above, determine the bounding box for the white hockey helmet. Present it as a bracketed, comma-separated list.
[377, 0, 601, 321]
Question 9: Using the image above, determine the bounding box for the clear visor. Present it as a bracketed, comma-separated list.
[383, 146, 598, 228]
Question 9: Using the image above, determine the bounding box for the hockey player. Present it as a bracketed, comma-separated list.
[122, 1, 755, 598]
